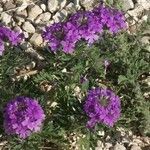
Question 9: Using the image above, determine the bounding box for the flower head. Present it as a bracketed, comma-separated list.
[84, 88, 121, 128]
[0, 26, 23, 55]
[3, 96, 45, 139]
[43, 5, 127, 53]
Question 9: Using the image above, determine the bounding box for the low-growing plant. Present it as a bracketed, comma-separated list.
[0, 2, 150, 150]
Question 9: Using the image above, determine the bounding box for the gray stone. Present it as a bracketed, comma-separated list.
[15, 10, 27, 25]
[0, 3, 3, 12]
[53, 9, 68, 23]
[30, 33, 43, 46]
[1, 12, 12, 25]
[40, 3, 46, 11]
[47, 0, 59, 13]
[137, 0, 150, 10]
[66, 3, 76, 14]
[4, 0, 16, 10]
[127, 5, 143, 18]
[57, 0, 67, 9]
[105, 143, 113, 149]
[113, 143, 126, 150]
[80, 0, 99, 10]
[74, 0, 81, 10]
[141, 36, 150, 44]
[23, 31, 29, 39]
[42, 12, 51, 22]
[22, 21, 35, 33]
[11, 18, 16, 27]
[14, 26, 22, 33]
[122, 0, 134, 11]
[15, 16, 25, 25]
[28, 5, 43, 21]
[16, 9, 28, 18]
[130, 145, 142, 150]
[97, 140, 104, 147]
[35, 12, 51, 23]
[95, 147, 103, 150]
[47, 0, 67, 13]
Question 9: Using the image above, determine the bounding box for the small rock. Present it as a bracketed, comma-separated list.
[0, 3, 3, 12]
[1, 0, 7, 4]
[142, 15, 148, 21]
[47, 0, 67, 13]
[23, 31, 29, 39]
[1, 12, 12, 25]
[15, 16, 25, 25]
[141, 36, 150, 44]
[80, 0, 99, 10]
[22, 21, 35, 33]
[74, 0, 81, 10]
[30, 33, 43, 46]
[66, 3, 76, 14]
[97, 131, 105, 136]
[130, 145, 142, 150]
[122, 0, 134, 11]
[105, 143, 113, 149]
[47, 0, 59, 13]
[16, 9, 28, 18]
[142, 137, 150, 144]
[11, 18, 16, 27]
[133, 138, 143, 145]
[17, 0, 28, 12]
[4, 0, 16, 10]
[53, 9, 68, 23]
[95, 147, 103, 150]
[127, 5, 144, 18]
[42, 12, 51, 22]
[40, 3, 46, 11]
[35, 12, 51, 23]
[28, 5, 43, 21]
[59, 0, 67, 9]
[137, 0, 150, 10]
[113, 143, 126, 150]
[14, 26, 22, 33]
[97, 140, 104, 148]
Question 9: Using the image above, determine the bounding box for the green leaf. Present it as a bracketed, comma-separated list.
[118, 75, 127, 84]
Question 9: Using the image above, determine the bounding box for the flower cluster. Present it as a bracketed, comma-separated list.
[84, 88, 121, 128]
[3, 96, 45, 139]
[0, 26, 23, 55]
[43, 5, 127, 53]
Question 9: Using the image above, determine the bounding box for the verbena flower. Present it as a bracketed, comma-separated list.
[0, 26, 23, 55]
[43, 4, 126, 53]
[84, 88, 121, 128]
[3, 96, 45, 139]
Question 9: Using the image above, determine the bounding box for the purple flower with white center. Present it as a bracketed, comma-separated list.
[0, 26, 23, 55]
[84, 88, 121, 128]
[3, 96, 45, 139]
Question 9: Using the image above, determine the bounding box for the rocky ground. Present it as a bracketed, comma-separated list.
[0, 0, 150, 150]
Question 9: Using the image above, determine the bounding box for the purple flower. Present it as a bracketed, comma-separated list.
[0, 26, 23, 55]
[3, 96, 45, 139]
[84, 88, 121, 128]
[42, 5, 127, 53]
